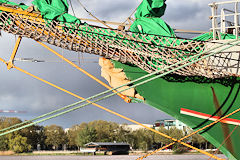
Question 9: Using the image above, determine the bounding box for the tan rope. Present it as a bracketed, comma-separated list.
[37, 41, 131, 103]
[137, 106, 240, 160]
[0, 55, 223, 160]
[0, 4, 237, 78]
[68, 0, 76, 17]
[120, 2, 140, 27]
[208, 125, 239, 160]
[76, 0, 113, 29]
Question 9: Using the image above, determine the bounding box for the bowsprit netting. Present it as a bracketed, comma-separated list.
[0, 3, 239, 78]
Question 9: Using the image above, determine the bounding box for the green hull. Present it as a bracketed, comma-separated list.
[113, 61, 240, 160]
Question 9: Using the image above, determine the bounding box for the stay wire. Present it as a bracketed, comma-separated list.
[0, 38, 238, 135]
[69, 0, 76, 17]
[0, 39, 239, 160]
[208, 125, 239, 160]
[121, 2, 140, 27]
[0, 41, 238, 160]
[76, 0, 113, 29]
[0, 60, 229, 160]
[0, 62, 232, 160]
[137, 109, 240, 160]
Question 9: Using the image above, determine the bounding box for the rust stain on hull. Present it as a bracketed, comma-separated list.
[211, 87, 234, 154]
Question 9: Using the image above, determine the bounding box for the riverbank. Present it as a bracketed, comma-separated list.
[0, 154, 227, 160]
[0, 149, 220, 156]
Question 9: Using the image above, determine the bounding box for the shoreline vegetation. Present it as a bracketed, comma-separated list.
[0, 149, 221, 156]
[0, 117, 221, 156]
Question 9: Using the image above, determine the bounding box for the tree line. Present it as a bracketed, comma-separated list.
[0, 117, 213, 153]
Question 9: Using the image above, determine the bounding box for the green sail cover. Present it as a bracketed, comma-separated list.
[130, 17, 175, 37]
[0, 0, 80, 23]
[130, 0, 175, 37]
[193, 32, 238, 41]
[134, 0, 166, 18]
[0, 0, 28, 10]
[32, 0, 80, 23]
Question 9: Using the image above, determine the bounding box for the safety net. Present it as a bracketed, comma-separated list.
[0, 0, 239, 78]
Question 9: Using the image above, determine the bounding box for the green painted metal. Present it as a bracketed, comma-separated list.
[112, 60, 240, 160]
[0, 1, 239, 159]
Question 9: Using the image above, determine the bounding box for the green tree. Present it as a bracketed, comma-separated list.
[115, 124, 131, 143]
[21, 125, 45, 150]
[191, 132, 207, 149]
[168, 127, 185, 150]
[44, 125, 67, 150]
[76, 125, 97, 147]
[154, 127, 186, 150]
[0, 117, 23, 151]
[0, 117, 22, 129]
[67, 125, 80, 150]
[8, 134, 31, 153]
[89, 120, 119, 142]
[133, 129, 154, 151]
[154, 127, 170, 147]
[0, 136, 8, 151]
[73, 120, 133, 148]
[67, 123, 90, 149]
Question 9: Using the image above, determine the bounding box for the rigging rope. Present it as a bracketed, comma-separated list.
[208, 125, 239, 160]
[0, 37, 238, 136]
[0, 4, 239, 158]
[0, 62, 226, 160]
[37, 41, 131, 103]
[137, 109, 240, 160]
[68, 0, 76, 17]
[76, 0, 113, 29]
[0, 3, 238, 160]
[120, 2, 140, 28]
[1, 4, 240, 78]
[0, 38, 239, 160]
[0, 58, 234, 160]
[2, 38, 237, 134]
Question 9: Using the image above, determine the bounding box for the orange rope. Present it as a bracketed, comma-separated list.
[208, 125, 239, 160]
[0, 6, 41, 19]
[7, 36, 22, 70]
[136, 142, 176, 160]
[0, 56, 222, 160]
[0, 57, 8, 65]
[36, 41, 131, 103]
[0, 4, 234, 160]
[139, 124, 238, 160]
[137, 106, 240, 160]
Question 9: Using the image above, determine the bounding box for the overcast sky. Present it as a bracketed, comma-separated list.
[0, 0, 228, 128]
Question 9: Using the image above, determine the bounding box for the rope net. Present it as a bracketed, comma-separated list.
[0, 3, 239, 78]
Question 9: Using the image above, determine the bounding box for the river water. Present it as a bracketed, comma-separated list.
[0, 154, 227, 160]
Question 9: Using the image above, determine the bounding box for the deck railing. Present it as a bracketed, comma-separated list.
[209, 0, 240, 40]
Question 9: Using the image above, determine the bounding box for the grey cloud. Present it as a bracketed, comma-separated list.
[0, 0, 217, 128]
[165, 2, 204, 21]
[0, 32, 170, 128]
[164, 0, 213, 31]
[72, 0, 139, 22]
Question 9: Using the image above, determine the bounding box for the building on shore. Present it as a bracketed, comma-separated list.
[154, 119, 187, 130]
[83, 142, 130, 155]
[122, 124, 153, 131]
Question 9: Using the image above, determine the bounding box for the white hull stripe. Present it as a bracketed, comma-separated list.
[180, 108, 240, 126]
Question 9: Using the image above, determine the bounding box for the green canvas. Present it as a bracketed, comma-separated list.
[32, 0, 80, 23]
[130, 0, 175, 37]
